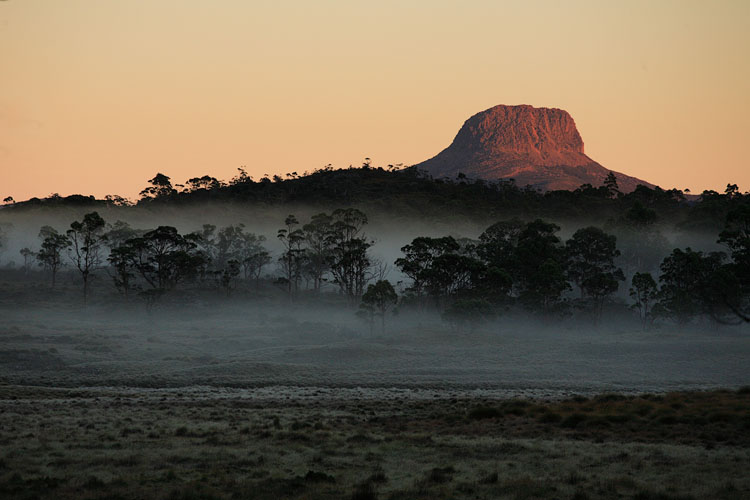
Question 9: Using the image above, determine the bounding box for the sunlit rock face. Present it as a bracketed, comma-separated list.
[415, 104, 653, 192]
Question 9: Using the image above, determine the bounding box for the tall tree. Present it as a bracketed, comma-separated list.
[277, 215, 305, 296]
[613, 201, 670, 280]
[302, 213, 333, 291]
[514, 220, 569, 314]
[238, 232, 270, 287]
[603, 172, 621, 198]
[566, 227, 622, 296]
[139, 173, 176, 200]
[214, 225, 243, 268]
[358, 280, 398, 335]
[36, 226, 69, 287]
[629, 272, 658, 330]
[422, 253, 482, 309]
[717, 203, 750, 322]
[103, 220, 140, 250]
[326, 208, 372, 302]
[67, 212, 106, 302]
[657, 248, 724, 324]
[218, 259, 241, 297]
[566, 226, 625, 322]
[108, 244, 137, 298]
[19, 248, 35, 274]
[125, 226, 207, 291]
[477, 218, 524, 274]
[191, 224, 218, 267]
[184, 175, 222, 193]
[395, 236, 460, 307]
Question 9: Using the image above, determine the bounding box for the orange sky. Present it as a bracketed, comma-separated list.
[1, 0, 748, 201]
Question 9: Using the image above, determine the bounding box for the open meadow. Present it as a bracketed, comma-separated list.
[1, 290, 749, 500]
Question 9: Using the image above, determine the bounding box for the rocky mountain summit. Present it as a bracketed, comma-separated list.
[414, 104, 653, 192]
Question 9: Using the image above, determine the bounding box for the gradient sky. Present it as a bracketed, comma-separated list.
[1, 0, 748, 201]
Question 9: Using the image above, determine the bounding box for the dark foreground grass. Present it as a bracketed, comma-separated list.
[0, 386, 748, 499]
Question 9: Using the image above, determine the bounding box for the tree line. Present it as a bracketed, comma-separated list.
[394, 210, 748, 329]
[1, 197, 748, 330]
[4, 166, 748, 234]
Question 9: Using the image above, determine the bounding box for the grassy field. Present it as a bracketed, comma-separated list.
[0, 385, 749, 500]
[0, 294, 749, 499]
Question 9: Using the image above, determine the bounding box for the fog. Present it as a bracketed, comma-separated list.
[2, 300, 748, 396]
[0, 201, 747, 398]
[0, 202, 480, 261]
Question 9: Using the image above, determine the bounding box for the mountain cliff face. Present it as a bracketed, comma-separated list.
[414, 104, 653, 192]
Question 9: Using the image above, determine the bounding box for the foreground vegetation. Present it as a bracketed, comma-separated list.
[0, 386, 748, 500]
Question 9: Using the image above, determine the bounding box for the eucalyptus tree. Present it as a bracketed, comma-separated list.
[103, 220, 140, 250]
[218, 259, 241, 297]
[613, 201, 669, 279]
[139, 173, 176, 200]
[215, 224, 246, 270]
[277, 215, 305, 296]
[67, 212, 106, 302]
[395, 236, 460, 307]
[358, 280, 398, 335]
[326, 208, 372, 302]
[191, 224, 218, 268]
[477, 218, 524, 275]
[302, 213, 333, 291]
[184, 175, 222, 193]
[422, 253, 483, 309]
[657, 248, 724, 324]
[239, 232, 271, 286]
[108, 243, 137, 298]
[629, 272, 658, 329]
[718, 203, 750, 322]
[603, 172, 621, 199]
[124, 226, 207, 292]
[514, 219, 569, 314]
[566, 226, 625, 322]
[37, 226, 69, 287]
[19, 248, 35, 273]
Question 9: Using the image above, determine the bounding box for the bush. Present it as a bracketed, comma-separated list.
[428, 466, 456, 484]
[538, 412, 562, 424]
[304, 470, 335, 483]
[561, 413, 587, 428]
[468, 406, 501, 420]
[351, 482, 377, 500]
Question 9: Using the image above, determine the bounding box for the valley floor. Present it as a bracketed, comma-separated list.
[0, 303, 748, 499]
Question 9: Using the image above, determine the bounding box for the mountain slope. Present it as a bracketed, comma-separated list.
[414, 104, 653, 192]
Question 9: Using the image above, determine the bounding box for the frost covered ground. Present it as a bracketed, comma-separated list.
[0, 303, 747, 394]
[1, 303, 748, 499]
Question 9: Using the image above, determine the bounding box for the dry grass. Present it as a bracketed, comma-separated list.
[0, 386, 748, 499]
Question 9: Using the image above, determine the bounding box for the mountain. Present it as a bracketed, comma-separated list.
[414, 104, 654, 192]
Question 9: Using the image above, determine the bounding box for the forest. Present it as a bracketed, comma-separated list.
[1, 165, 748, 330]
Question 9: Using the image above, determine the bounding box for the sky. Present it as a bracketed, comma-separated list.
[1, 0, 748, 201]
